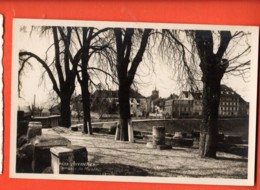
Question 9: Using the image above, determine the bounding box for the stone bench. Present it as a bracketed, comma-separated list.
[71, 124, 83, 132]
[92, 122, 117, 134]
[31, 115, 60, 128]
[50, 145, 88, 174]
[30, 135, 71, 173]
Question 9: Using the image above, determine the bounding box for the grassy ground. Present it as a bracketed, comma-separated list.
[44, 127, 248, 179]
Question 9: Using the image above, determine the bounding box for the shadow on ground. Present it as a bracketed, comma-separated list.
[91, 163, 149, 176]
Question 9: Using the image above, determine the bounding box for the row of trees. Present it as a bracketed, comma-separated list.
[19, 25, 250, 158]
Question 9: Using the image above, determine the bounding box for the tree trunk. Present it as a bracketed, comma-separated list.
[118, 84, 131, 141]
[59, 94, 71, 128]
[194, 31, 231, 158]
[81, 79, 93, 135]
[199, 77, 221, 158]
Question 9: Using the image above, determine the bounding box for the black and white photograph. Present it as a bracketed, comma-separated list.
[11, 19, 259, 185]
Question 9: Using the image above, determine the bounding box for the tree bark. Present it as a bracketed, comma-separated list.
[199, 69, 221, 158]
[79, 27, 93, 135]
[195, 31, 231, 158]
[59, 93, 72, 128]
[114, 28, 151, 142]
[118, 84, 131, 141]
[81, 78, 93, 135]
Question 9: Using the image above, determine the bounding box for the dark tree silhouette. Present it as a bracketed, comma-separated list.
[68, 27, 113, 134]
[19, 26, 77, 127]
[114, 28, 151, 141]
[162, 29, 250, 158]
[194, 31, 232, 158]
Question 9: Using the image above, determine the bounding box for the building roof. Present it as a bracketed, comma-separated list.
[166, 93, 179, 100]
[180, 91, 202, 100]
[92, 89, 146, 99]
[220, 85, 247, 102]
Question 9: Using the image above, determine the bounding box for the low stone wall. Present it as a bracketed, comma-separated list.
[132, 118, 249, 140]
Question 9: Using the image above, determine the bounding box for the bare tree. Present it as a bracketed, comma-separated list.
[194, 31, 232, 158]
[19, 26, 77, 127]
[162, 29, 251, 158]
[114, 28, 152, 141]
[65, 27, 115, 134]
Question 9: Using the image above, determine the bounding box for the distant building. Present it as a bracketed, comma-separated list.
[219, 85, 248, 117]
[164, 93, 179, 118]
[172, 91, 202, 117]
[164, 85, 248, 118]
[147, 88, 165, 114]
[91, 89, 147, 117]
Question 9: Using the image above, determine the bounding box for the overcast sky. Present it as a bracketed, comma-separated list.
[17, 25, 253, 109]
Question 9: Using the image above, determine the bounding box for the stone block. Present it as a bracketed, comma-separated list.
[68, 145, 88, 174]
[68, 145, 88, 163]
[146, 142, 157, 149]
[157, 144, 172, 150]
[31, 115, 60, 128]
[71, 124, 79, 131]
[31, 117, 50, 128]
[143, 135, 153, 142]
[48, 115, 60, 127]
[50, 146, 74, 174]
[152, 126, 165, 145]
[50, 145, 88, 174]
[31, 135, 71, 173]
[172, 138, 193, 147]
[27, 122, 42, 140]
[173, 132, 185, 138]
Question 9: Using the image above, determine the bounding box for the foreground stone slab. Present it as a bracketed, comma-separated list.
[50, 146, 74, 174]
[31, 135, 71, 173]
[68, 145, 88, 163]
[51, 145, 88, 174]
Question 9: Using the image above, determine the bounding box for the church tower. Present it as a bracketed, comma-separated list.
[151, 87, 159, 100]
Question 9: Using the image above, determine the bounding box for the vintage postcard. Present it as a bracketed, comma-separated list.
[10, 18, 258, 186]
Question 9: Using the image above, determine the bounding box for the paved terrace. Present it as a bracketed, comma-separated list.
[42, 127, 248, 178]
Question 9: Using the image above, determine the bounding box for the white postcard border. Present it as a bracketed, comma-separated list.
[10, 18, 259, 186]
